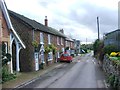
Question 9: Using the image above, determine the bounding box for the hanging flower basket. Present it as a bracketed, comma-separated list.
[32, 40, 39, 48]
[45, 44, 57, 54]
[32, 40, 39, 52]
[45, 46, 52, 53]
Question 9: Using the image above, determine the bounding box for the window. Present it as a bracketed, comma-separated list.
[71, 42, 72, 47]
[57, 37, 59, 45]
[48, 34, 51, 44]
[61, 38, 63, 45]
[62, 54, 69, 57]
[34, 53, 38, 60]
[2, 42, 8, 54]
[62, 48, 64, 52]
[48, 52, 53, 61]
[40, 33, 44, 44]
[4, 42, 8, 53]
[57, 52, 60, 58]
[65, 41, 68, 46]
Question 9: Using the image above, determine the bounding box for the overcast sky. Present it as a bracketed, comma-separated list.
[5, 0, 119, 44]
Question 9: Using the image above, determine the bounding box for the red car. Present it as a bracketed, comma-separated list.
[58, 53, 73, 63]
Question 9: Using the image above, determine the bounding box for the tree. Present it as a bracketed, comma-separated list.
[93, 39, 102, 56]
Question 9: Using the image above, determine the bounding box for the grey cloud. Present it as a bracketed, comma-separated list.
[68, 3, 117, 34]
[38, 0, 118, 42]
[38, 0, 58, 8]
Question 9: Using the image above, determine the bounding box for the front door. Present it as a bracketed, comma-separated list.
[34, 52, 39, 71]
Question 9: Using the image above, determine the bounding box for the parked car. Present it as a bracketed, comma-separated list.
[58, 52, 73, 63]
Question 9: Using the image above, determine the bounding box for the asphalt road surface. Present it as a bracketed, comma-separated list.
[23, 52, 106, 88]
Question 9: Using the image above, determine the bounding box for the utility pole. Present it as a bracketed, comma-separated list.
[86, 38, 87, 45]
[97, 16, 100, 40]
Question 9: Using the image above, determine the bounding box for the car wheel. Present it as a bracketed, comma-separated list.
[68, 61, 71, 63]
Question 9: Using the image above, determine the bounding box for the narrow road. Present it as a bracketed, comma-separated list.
[23, 52, 106, 88]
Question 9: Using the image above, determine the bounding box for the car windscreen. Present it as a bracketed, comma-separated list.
[63, 54, 69, 57]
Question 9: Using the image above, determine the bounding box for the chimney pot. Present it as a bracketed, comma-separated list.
[59, 29, 64, 34]
[45, 16, 48, 26]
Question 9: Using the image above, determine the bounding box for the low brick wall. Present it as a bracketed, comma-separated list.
[102, 55, 120, 89]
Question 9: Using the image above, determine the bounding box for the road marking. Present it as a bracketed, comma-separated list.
[54, 64, 63, 68]
[78, 60, 81, 62]
[86, 60, 89, 62]
[91, 59, 96, 65]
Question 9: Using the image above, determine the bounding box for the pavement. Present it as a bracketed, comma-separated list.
[2, 55, 81, 88]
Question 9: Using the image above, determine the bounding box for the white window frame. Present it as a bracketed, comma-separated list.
[48, 52, 53, 61]
[62, 48, 64, 53]
[48, 34, 51, 44]
[61, 38, 63, 45]
[57, 37, 60, 45]
[40, 32, 44, 44]
[71, 42, 72, 47]
[65, 41, 68, 47]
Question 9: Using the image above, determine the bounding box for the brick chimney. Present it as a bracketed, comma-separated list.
[59, 29, 64, 34]
[45, 16, 48, 26]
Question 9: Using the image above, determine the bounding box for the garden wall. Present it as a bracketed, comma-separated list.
[102, 55, 120, 89]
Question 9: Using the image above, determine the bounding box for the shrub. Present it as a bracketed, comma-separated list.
[1, 42, 16, 83]
[104, 45, 118, 55]
[93, 39, 103, 56]
[107, 74, 115, 87]
[2, 66, 16, 83]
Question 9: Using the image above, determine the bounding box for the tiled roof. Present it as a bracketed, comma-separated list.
[1, 0, 26, 48]
[66, 37, 74, 42]
[47, 27, 66, 37]
[8, 10, 66, 38]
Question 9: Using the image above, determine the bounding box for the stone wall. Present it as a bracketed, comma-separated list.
[102, 55, 120, 89]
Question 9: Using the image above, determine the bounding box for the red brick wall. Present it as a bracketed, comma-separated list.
[2, 13, 10, 38]
[1, 11, 10, 48]
[10, 15, 34, 72]
[34, 30, 40, 43]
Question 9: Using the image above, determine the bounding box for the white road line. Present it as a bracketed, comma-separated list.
[86, 60, 89, 62]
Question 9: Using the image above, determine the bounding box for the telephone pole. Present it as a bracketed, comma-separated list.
[86, 38, 87, 45]
[97, 16, 100, 40]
